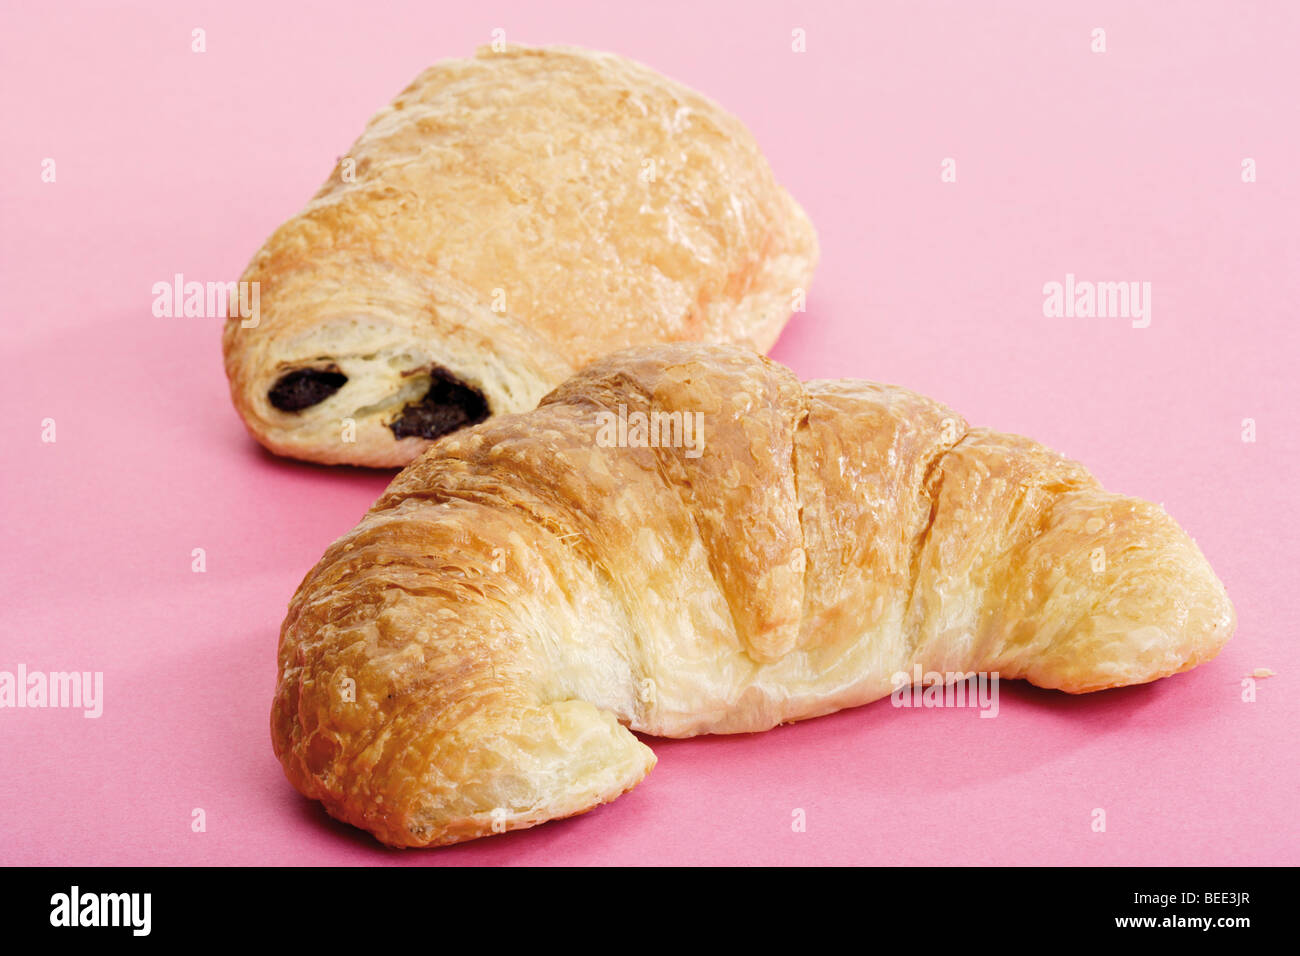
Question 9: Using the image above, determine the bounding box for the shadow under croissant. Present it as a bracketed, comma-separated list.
[288, 774, 646, 860]
[623, 679, 1174, 803]
[290, 678, 1182, 854]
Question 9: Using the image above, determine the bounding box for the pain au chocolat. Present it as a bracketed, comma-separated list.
[223, 45, 817, 466]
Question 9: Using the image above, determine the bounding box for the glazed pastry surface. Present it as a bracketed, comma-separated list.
[272, 344, 1235, 847]
[224, 45, 818, 466]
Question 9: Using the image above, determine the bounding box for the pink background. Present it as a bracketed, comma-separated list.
[2, 0, 1296, 865]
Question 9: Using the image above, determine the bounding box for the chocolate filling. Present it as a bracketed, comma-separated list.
[267, 367, 348, 412]
[389, 366, 490, 440]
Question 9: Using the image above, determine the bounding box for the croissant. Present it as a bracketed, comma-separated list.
[272, 344, 1234, 847]
[223, 44, 817, 466]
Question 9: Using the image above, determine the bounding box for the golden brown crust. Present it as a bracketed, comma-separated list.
[272, 344, 1235, 846]
[224, 45, 818, 466]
